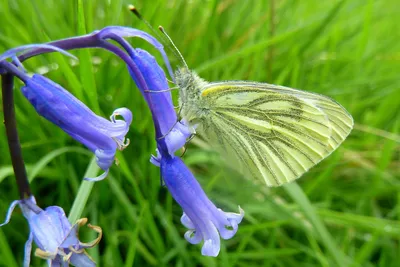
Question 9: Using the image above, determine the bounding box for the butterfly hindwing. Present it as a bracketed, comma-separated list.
[198, 81, 353, 186]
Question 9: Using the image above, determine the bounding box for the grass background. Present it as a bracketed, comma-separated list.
[0, 0, 399, 266]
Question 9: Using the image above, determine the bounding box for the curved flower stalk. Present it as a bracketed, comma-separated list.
[0, 26, 191, 157]
[0, 26, 190, 157]
[1, 196, 102, 267]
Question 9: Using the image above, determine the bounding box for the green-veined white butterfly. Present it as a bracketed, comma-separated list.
[131, 7, 353, 187]
[174, 68, 353, 187]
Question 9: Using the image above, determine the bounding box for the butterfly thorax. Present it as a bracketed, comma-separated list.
[175, 68, 210, 123]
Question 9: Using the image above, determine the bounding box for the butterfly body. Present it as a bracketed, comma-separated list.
[176, 68, 211, 123]
[175, 67, 353, 187]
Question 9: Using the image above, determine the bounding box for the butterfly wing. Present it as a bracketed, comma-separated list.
[198, 81, 353, 187]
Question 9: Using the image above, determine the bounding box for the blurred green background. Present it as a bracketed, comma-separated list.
[0, 0, 399, 266]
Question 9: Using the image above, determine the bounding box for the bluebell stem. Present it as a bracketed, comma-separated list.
[1, 196, 102, 267]
[1, 67, 31, 199]
[0, 46, 133, 181]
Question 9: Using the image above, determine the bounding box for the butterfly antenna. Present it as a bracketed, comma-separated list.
[128, 5, 166, 43]
[129, 5, 188, 70]
[158, 26, 189, 70]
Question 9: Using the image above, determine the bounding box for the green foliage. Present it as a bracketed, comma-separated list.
[0, 0, 399, 266]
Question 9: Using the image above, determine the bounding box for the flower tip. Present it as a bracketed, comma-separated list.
[79, 223, 103, 249]
[201, 239, 220, 257]
[111, 107, 132, 126]
[238, 205, 245, 219]
[84, 169, 109, 182]
[76, 218, 88, 226]
[233, 206, 245, 224]
[0, 200, 22, 227]
[150, 149, 161, 167]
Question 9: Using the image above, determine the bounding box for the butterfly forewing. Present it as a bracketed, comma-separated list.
[199, 81, 353, 187]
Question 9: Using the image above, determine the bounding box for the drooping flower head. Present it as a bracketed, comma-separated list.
[1, 196, 102, 266]
[1, 27, 191, 158]
[22, 74, 132, 181]
[90, 26, 195, 154]
[123, 39, 244, 256]
[157, 154, 244, 256]
[127, 48, 194, 155]
[0, 46, 132, 181]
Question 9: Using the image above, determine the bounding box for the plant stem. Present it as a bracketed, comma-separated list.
[1, 73, 31, 199]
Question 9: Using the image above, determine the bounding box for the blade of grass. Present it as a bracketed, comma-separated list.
[27, 146, 90, 182]
[77, 0, 100, 113]
[284, 182, 351, 266]
[125, 202, 148, 267]
[0, 228, 18, 267]
[68, 156, 98, 223]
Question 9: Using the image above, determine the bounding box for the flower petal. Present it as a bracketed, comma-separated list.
[0, 200, 21, 227]
[184, 230, 202, 244]
[180, 213, 195, 229]
[218, 207, 245, 240]
[69, 252, 96, 267]
[59, 218, 85, 249]
[21, 74, 132, 180]
[202, 238, 220, 257]
[150, 154, 161, 167]
[164, 120, 195, 155]
[128, 49, 176, 135]
[94, 149, 115, 171]
[161, 156, 244, 256]
[50, 258, 69, 267]
[29, 206, 71, 252]
[84, 169, 109, 182]
[23, 232, 33, 267]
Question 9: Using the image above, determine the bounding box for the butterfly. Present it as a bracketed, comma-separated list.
[174, 67, 353, 187]
[130, 7, 353, 187]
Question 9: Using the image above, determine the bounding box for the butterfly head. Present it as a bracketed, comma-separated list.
[175, 67, 194, 90]
[175, 67, 208, 122]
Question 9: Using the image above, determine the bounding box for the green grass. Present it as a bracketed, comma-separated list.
[0, 0, 399, 266]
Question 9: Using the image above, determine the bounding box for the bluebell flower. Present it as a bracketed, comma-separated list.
[1, 196, 102, 266]
[127, 46, 244, 256]
[94, 26, 195, 154]
[22, 74, 132, 181]
[1, 43, 132, 181]
[127, 49, 195, 155]
[158, 155, 244, 256]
